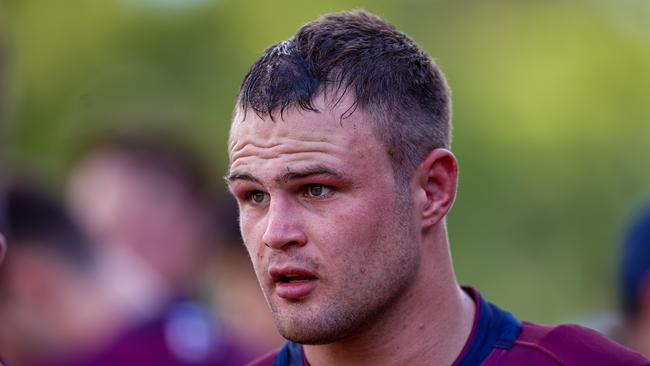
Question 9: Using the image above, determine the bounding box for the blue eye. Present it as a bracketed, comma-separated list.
[306, 185, 330, 197]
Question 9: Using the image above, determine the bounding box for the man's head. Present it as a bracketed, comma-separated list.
[228, 10, 457, 345]
[238, 10, 452, 185]
[67, 134, 214, 289]
[1, 182, 92, 267]
[0, 181, 93, 295]
[0, 181, 94, 339]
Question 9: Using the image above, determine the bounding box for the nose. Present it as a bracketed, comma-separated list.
[261, 197, 307, 250]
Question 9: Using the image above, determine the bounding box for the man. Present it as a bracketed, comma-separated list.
[64, 134, 253, 366]
[0, 180, 111, 366]
[226, 10, 648, 366]
[619, 200, 650, 358]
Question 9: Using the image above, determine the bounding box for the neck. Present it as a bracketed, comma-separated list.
[304, 227, 475, 366]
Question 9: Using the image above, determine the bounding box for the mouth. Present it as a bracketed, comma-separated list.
[269, 268, 319, 300]
[274, 273, 317, 283]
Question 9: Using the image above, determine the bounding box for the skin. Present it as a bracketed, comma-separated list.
[227, 94, 475, 366]
[1, 246, 122, 360]
[626, 280, 650, 359]
[68, 152, 208, 289]
[0, 233, 5, 264]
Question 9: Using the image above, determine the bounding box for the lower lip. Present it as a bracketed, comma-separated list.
[275, 280, 317, 300]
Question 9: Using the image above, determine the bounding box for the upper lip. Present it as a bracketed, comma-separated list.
[269, 266, 319, 283]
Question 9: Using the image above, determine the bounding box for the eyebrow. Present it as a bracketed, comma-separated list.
[276, 164, 344, 185]
[226, 172, 261, 185]
[226, 164, 346, 186]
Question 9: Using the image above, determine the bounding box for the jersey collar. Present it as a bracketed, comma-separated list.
[274, 287, 522, 366]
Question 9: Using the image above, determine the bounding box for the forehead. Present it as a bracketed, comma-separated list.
[227, 96, 385, 170]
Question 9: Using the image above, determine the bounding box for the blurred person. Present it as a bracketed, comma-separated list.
[620, 200, 650, 358]
[0, 180, 120, 366]
[206, 197, 284, 355]
[226, 10, 648, 366]
[63, 134, 252, 365]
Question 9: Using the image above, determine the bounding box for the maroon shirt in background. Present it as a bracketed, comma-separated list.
[247, 288, 649, 366]
[29, 300, 254, 366]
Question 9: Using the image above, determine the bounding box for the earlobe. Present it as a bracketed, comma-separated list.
[416, 149, 458, 228]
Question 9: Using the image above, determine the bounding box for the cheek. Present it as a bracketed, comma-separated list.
[239, 211, 266, 265]
[238, 209, 257, 244]
[320, 200, 395, 265]
[355, 190, 413, 250]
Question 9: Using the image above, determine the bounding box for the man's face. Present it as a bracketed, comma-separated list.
[227, 95, 422, 344]
[67, 153, 206, 286]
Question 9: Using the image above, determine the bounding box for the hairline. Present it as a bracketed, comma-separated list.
[232, 89, 425, 191]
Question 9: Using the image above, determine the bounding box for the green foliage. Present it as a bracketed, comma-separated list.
[1, 0, 649, 322]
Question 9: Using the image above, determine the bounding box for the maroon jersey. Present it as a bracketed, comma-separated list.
[247, 288, 648, 366]
[31, 300, 253, 366]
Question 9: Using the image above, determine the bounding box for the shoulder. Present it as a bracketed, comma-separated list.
[245, 349, 278, 366]
[492, 322, 648, 366]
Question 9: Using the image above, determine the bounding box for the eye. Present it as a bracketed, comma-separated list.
[247, 190, 268, 204]
[305, 184, 331, 198]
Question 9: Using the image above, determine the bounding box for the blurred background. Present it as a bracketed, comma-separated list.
[0, 0, 649, 364]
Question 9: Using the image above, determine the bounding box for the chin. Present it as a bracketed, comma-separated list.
[280, 328, 347, 345]
[273, 308, 361, 345]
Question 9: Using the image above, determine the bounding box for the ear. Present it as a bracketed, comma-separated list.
[413, 148, 458, 229]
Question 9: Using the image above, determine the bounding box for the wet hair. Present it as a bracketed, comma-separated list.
[238, 10, 452, 182]
[1, 182, 93, 268]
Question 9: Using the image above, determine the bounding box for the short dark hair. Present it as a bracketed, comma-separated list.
[238, 10, 452, 181]
[1, 181, 93, 268]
